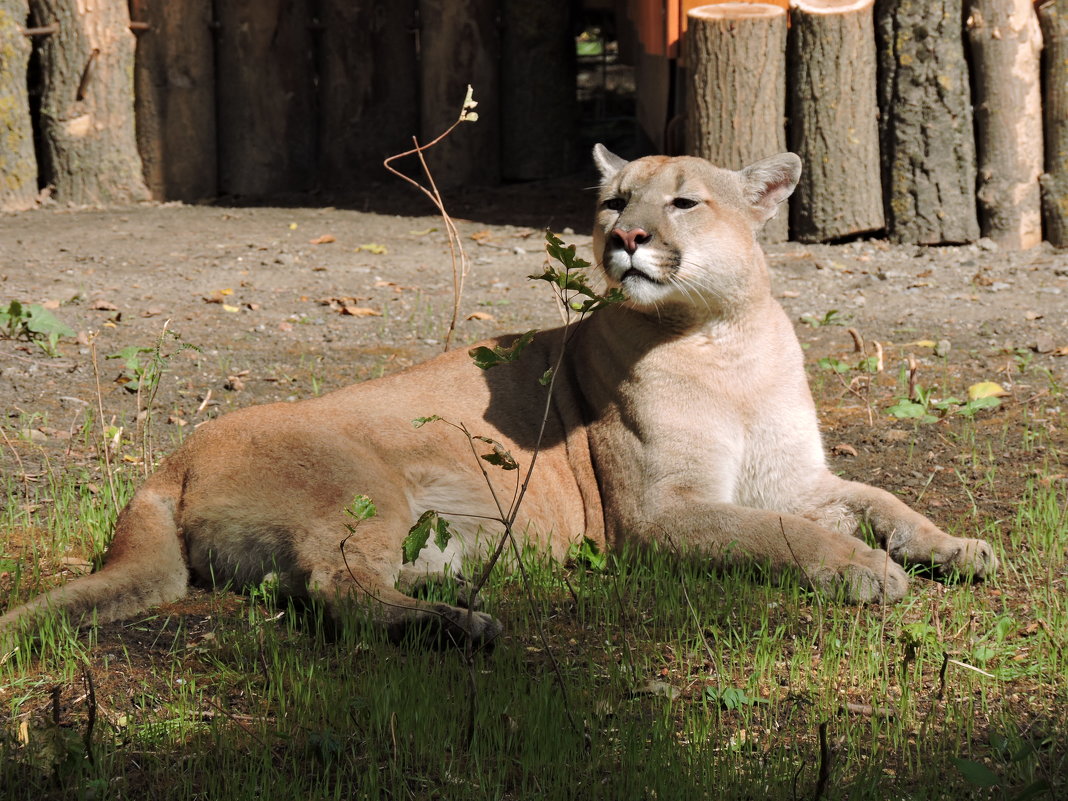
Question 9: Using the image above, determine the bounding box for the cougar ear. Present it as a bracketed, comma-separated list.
[740, 153, 802, 224]
[593, 143, 629, 183]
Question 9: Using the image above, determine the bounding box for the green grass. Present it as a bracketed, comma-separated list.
[0, 435, 1065, 799]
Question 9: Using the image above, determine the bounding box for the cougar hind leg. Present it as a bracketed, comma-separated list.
[306, 550, 502, 649]
[395, 564, 483, 610]
[0, 487, 189, 644]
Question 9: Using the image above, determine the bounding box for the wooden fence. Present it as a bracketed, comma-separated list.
[0, 0, 577, 208]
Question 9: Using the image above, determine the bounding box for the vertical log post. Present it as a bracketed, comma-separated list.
[215, 0, 315, 197]
[27, 0, 149, 204]
[132, 0, 216, 202]
[418, 0, 500, 188]
[875, 0, 979, 244]
[787, 0, 883, 243]
[315, 0, 419, 189]
[685, 3, 789, 242]
[500, 0, 578, 181]
[1038, 0, 1068, 247]
[0, 0, 36, 210]
[966, 0, 1044, 249]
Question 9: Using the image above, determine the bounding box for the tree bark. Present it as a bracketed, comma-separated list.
[787, 0, 884, 243]
[966, 0, 1044, 249]
[1039, 0, 1068, 247]
[418, 0, 499, 188]
[131, 0, 215, 202]
[315, 0, 419, 189]
[215, 0, 315, 197]
[0, 0, 36, 210]
[27, 0, 148, 204]
[500, 0, 578, 181]
[875, 0, 979, 244]
[685, 3, 789, 242]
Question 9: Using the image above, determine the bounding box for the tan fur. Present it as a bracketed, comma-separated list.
[0, 147, 997, 647]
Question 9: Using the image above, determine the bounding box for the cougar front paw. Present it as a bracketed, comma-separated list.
[434, 605, 504, 649]
[808, 549, 909, 604]
[931, 537, 999, 579]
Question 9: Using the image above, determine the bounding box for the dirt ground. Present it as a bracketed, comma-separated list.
[1, 169, 1066, 560]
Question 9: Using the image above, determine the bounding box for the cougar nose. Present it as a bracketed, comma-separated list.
[611, 227, 651, 254]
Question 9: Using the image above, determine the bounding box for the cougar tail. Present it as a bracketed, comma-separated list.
[0, 486, 189, 642]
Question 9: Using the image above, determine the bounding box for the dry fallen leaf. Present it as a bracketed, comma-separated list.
[470, 230, 493, 242]
[319, 296, 370, 308]
[203, 288, 234, 304]
[466, 311, 495, 321]
[968, 381, 1008, 400]
[41, 299, 60, 310]
[89, 299, 118, 311]
[340, 306, 382, 317]
[309, 234, 336, 245]
[222, 304, 240, 313]
[831, 443, 858, 457]
[1052, 346, 1068, 357]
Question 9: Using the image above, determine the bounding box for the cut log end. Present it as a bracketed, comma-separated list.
[688, 3, 785, 21]
[791, 0, 874, 14]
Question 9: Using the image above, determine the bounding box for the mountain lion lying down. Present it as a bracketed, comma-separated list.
[0, 146, 996, 648]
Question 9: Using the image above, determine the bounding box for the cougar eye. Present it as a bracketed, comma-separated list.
[672, 197, 699, 210]
[603, 197, 626, 212]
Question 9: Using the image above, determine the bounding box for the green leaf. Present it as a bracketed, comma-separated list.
[704, 686, 766, 711]
[107, 345, 153, 373]
[956, 396, 1001, 418]
[801, 309, 849, 328]
[24, 304, 75, 338]
[544, 230, 592, 272]
[403, 513, 433, 564]
[432, 515, 453, 553]
[818, 357, 852, 374]
[475, 436, 519, 470]
[538, 368, 554, 386]
[567, 537, 607, 571]
[345, 495, 377, 522]
[856, 356, 880, 373]
[901, 621, 937, 645]
[403, 510, 453, 564]
[972, 644, 997, 663]
[951, 757, 1001, 788]
[887, 398, 937, 423]
[469, 330, 537, 370]
[412, 415, 441, 428]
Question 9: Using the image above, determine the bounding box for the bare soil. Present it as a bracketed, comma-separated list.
[2, 174, 1065, 479]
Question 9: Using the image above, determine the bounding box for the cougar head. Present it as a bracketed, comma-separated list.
[591, 145, 801, 315]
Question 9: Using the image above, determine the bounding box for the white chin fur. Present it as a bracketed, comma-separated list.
[619, 274, 674, 307]
[605, 250, 675, 307]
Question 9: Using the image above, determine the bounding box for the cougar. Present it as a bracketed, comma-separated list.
[0, 145, 997, 648]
